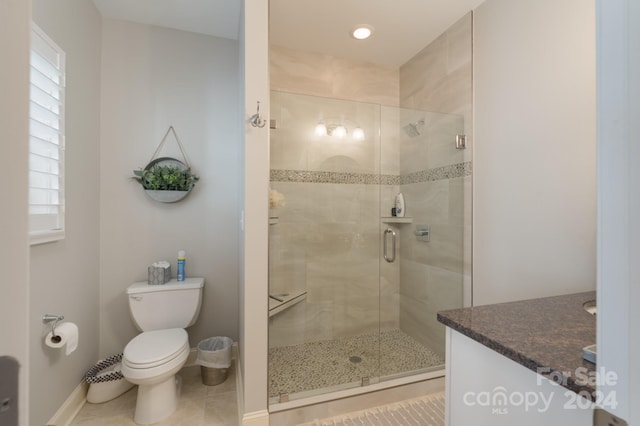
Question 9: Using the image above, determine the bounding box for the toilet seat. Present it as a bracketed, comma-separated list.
[123, 328, 188, 369]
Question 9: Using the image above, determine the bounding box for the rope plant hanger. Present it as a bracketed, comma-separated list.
[132, 126, 200, 203]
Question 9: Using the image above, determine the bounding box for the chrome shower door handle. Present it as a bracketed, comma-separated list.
[383, 228, 396, 263]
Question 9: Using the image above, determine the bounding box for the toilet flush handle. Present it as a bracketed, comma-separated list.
[130, 296, 143, 301]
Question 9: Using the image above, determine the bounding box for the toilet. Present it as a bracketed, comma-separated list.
[121, 277, 204, 425]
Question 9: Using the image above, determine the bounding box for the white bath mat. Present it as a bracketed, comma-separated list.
[300, 391, 445, 426]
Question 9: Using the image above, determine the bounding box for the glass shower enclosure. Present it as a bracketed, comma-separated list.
[268, 90, 468, 403]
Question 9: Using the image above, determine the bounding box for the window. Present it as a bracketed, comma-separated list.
[29, 24, 65, 244]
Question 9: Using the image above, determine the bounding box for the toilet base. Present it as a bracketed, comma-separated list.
[133, 374, 181, 425]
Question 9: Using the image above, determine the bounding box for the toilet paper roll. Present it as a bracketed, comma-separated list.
[45, 322, 79, 355]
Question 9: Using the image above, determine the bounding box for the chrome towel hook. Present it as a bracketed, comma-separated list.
[43, 314, 64, 338]
[249, 101, 267, 128]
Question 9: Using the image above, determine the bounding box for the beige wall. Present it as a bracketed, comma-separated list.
[473, 0, 596, 305]
[30, 1, 102, 424]
[99, 19, 241, 357]
[0, 0, 31, 424]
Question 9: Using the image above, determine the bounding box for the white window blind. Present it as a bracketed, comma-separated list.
[29, 24, 65, 244]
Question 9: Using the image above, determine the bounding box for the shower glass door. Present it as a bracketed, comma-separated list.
[268, 91, 382, 402]
[378, 106, 467, 382]
[268, 91, 468, 404]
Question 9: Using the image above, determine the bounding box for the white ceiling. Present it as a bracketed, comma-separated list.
[91, 0, 485, 68]
[91, 0, 241, 41]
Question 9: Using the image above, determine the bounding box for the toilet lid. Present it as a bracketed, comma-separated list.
[124, 328, 188, 368]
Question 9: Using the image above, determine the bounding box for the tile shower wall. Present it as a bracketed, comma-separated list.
[270, 45, 399, 106]
[398, 13, 472, 357]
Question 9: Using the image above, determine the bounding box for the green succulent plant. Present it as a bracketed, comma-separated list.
[133, 164, 199, 191]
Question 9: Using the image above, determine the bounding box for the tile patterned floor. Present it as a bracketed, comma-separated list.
[71, 332, 443, 426]
[269, 329, 444, 398]
[70, 364, 238, 426]
[71, 357, 445, 426]
[300, 392, 446, 426]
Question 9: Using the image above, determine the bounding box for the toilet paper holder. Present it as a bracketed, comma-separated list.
[43, 314, 64, 339]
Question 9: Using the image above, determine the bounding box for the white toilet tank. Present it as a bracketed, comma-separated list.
[127, 277, 204, 331]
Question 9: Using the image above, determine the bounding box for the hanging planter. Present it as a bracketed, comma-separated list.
[132, 127, 200, 203]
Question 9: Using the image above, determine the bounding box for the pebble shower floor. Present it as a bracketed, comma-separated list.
[268, 329, 444, 398]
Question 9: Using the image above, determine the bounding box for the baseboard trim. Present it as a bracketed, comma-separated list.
[47, 380, 88, 426]
[236, 345, 244, 423]
[236, 345, 269, 426]
[242, 409, 269, 426]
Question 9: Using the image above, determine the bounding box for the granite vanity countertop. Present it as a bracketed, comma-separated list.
[438, 291, 597, 396]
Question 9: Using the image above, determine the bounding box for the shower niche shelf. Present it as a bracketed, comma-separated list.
[381, 217, 413, 224]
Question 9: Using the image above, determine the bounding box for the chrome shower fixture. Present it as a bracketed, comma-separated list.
[403, 119, 425, 137]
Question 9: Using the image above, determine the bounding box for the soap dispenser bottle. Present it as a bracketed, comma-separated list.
[177, 250, 186, 281]
[395, 193, 405, 217]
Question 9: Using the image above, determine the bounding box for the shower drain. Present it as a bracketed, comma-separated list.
[349, 355, 363, 364]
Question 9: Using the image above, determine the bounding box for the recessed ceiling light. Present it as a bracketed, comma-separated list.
[352, 25, 373, 40]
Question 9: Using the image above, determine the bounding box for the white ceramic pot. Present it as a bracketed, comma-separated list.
[145, 190, 190, 203]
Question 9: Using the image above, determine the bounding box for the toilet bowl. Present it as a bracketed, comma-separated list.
[120, 278, 204, 425]
[122, 329, 190, 424]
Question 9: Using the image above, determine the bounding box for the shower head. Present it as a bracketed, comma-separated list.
[403, 119, 424, 138]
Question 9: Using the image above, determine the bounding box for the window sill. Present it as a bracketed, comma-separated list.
[30, 230, 65, 246]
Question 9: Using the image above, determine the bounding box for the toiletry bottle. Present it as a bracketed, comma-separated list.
[395, 193, 405, 217]
[177, 250, 186, 281]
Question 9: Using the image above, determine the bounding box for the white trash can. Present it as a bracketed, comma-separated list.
[196, 337, 232, 386]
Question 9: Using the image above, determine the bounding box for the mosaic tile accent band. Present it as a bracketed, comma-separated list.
[270, 162, 471, 185]
[401, 162, 472, 185]
[270, 169, 400, 185]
